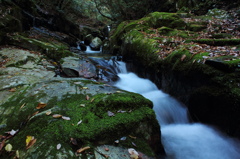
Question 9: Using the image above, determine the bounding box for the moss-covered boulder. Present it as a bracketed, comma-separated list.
[6, 33, 73, 61]
[0, 81, 162, 158]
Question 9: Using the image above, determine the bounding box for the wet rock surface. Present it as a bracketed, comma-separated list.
[0, 44, 162, 158]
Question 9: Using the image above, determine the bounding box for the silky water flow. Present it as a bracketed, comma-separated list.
[113, 61, 240, 159]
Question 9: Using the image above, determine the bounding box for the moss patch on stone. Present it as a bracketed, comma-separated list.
[186, 39, 240, 46]
[0, 85, 159, 158]
[7, 34, 73, 61]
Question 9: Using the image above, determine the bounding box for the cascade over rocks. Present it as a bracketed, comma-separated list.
[110, 10, 240, 138]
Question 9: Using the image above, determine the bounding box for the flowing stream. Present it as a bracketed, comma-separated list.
[113, 62, 240, 159]
[80, 44, 240, 159]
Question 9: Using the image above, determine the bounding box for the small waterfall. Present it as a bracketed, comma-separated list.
[114, 61, 240, 159]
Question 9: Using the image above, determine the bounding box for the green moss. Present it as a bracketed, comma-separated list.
[185, 39, 240, 46]
[187, 23, 207, 32]
[123, 29, 161, 68]
[146, 12, 186, 29]
[7, 34, 73, 61]
[0, 88, 158, 158]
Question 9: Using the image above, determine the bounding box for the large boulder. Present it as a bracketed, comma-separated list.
[89, 37, 103, 51]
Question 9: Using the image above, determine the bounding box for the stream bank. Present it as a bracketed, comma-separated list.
[110, 10, 240, 138]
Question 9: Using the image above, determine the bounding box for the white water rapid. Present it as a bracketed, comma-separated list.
[114, 62, 240, 159]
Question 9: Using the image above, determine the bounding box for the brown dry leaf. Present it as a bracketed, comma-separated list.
[86, 95, 90, 100]
[9, 88, 16, 92]
[36, 102, 47, 109]
[76, 146, 90, 153]
[26, 138, 36, 149]
[0, 139, 6, 151]
[129, 135, 137, 139]
[31, 111, 39, 117]
[52, 114, 62, 118]
[181, 54, 187, 61]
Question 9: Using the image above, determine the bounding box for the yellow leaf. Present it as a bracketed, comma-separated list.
[26, 136, 34, 146]
[5, 143, 12, 152]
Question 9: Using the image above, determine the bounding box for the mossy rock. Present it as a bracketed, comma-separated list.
[0, 80, 162, 158]
[146, 12, 186, 30]
[6, 34, 73, 61]
[211, 33, 233, 39]
[122, 30, 161, 69]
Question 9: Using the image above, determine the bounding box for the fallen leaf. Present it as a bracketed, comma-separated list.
[128, 148, 139, 156]
[105, 148, 109, 151]
[36, 102, 47, 109]
[74, 82, 82, 84]
[52, 114, 62, 118]
[9, 129, 18, 136]
[86, 95, 90, 100]
[181, 54, 186, 61]
[16, 150, 20, 158]
[130, 154, 138, 159]
[90, 98, 95, 102]
[5, 143, 12, 152]
[82, 87, 88, 89]
[70, 138, 78, 146]
[26, 136, 34, 146]
[20, 103, 26, 109]
[57, 143, 61, 150]
[46, 111, 52, 115]
[131, 142, 137, 147]
[120, 136, 126, 141]
[129, 135, 137, 139]
[26, 138, 36, 149]
[107, 111, 115, 117]
[31, 111, 39, 117]
[77, 120, 82, 125]
[80, 104, 85, 107]
[117, 110, 126, 113]
[76, 146, 90, 153]
[9, 88, 16, 92]
[62, 116, 71, 120]
[115, 140, 119, 144]
[0, 139, 6, 151]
